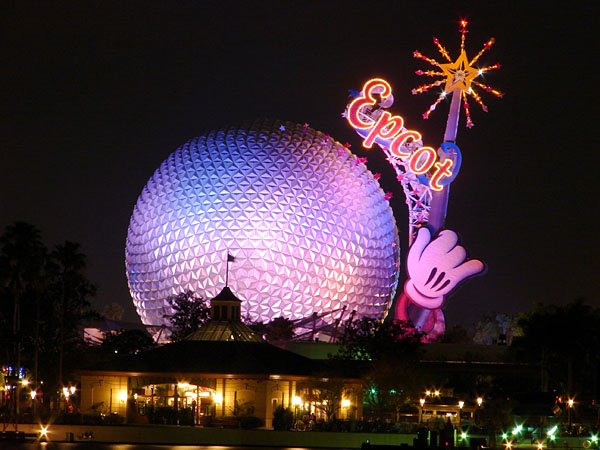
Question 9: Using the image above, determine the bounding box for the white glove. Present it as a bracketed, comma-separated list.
[405, 227, 484, 309]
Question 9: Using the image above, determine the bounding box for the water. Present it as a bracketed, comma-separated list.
[6, 445, 336, 449]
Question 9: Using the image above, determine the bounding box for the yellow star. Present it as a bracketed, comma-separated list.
[440, 49, 479, 92]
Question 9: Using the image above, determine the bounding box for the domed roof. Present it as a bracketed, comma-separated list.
[126, 119, 400, 330]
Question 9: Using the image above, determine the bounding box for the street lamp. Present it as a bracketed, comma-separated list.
[419, 398, 425, 424]
[458, 400, 464, 426]
[477, 397, 483, 407]
[341, 399, 351, 419]
[567, 399, 574, 432]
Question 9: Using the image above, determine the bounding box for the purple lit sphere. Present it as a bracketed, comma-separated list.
[126, 120, 400, 329]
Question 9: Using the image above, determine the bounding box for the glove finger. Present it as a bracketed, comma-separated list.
[428, 229, 459, 255]
[452, 259, 485, 281]
[407, 227, 431, 275]
[445, 245, 467, 269]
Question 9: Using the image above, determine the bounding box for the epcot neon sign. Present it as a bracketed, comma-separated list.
[346, 78, 456, 191]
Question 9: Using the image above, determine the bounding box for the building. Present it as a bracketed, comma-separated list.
[78, 287, 362, 428]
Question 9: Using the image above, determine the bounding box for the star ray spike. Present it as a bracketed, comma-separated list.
[412, 19, 503, 128]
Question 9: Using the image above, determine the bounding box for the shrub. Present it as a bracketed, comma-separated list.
[272, 406, 294, 431]
[240, 416, 264, 429]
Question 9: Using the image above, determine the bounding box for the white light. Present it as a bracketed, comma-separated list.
[478, 69, 483, 75]
[30, 390, 37, 400]
[118, 390, 128, 402]
[292, 396, 301, 406]
[214, 393, 223, 404]
[341, 399, 351, 408]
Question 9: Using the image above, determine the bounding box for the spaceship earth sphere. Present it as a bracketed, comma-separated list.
[126, 120, 400, 330]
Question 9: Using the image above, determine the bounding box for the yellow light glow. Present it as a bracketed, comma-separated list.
[118, 390, 128, 402]
[69, 386, 76, 395]
[537, 443, 544, 450]
[40, 426, 49, 437]
[214, 393, 223, 404]
[21, 379, 29, 386]
[178, 382, 191, 388]
[62, 387, 69, 396]
[341, 399, 351, 408]
[568, 399, 574, 407]
[434, 390, 440, 396]
[292, 396, 301, 406]
[30, 390, 37, 400]
[458, 400, 464, 408]
[420, 398, 425, 407]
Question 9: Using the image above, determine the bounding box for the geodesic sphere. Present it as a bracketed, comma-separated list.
[126, 120, 400, 328]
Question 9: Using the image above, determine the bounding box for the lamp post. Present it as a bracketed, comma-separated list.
[567, 399, 574, 432]
[458, 400, 464, 426]
[420, 398, 425, 424]
[292, 396, 301, 427]
[342, 399, 351, 420]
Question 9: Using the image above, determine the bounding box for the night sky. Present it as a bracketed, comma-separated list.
[2, 1, 597, 330]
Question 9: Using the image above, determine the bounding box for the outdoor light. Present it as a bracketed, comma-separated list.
[477, 397, 483, 407]
[420, 398, 425, 407]
[537, 443, 544, 450]
[461, 432, 468, 440]
[458, 400, 464, 408]
[21, 379, 29, 386]
[434, 390, 440, 396]
[502, 433, 508, 440]
[547, 426, 557, 437]
[118, 390, 127, 402]
[342, 399, 351, 408]
[292, 396, 301, 406]
[512, 425, 523, 435]
[62, 387, 70, 399]
[30, 390, 37, 400]
[505, 442, 512, 449]
[134, 393, 138, 400]
[69, 386, 76, 395]
[214, 393, 223, 404]
[568, 399, 574, 407]
[425, 390, 431, 396]
[590, 435, 598, 443]
[40, 425, 48, 442]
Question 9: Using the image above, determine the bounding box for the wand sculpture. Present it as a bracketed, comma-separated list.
[344, 19, 502, 340]
[414, 19, 503, 232]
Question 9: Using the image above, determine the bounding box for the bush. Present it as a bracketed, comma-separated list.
[240, 416, 264, 429]
[272, 406, 294, 431]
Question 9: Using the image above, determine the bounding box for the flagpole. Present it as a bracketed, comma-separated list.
[225, 250, 230, 287]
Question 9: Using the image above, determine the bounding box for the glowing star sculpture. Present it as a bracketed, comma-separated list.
[126, 120, 400, 335]
[413, 19, 503, 128]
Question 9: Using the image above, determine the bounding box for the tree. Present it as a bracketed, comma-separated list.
[297, 377, 354, 421]
[337, 318, 425, 421]
[163, 290, 210, 341]
[0, 223, 97, 416]
[249, 317, 295, 342]
[512, 300, 600, 401]
[100, 329, 156, 356]
[47, 241, 97, 389]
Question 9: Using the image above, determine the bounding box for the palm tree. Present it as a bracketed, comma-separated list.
[0, 222, 47, 418]
[48, 241, 96, 393]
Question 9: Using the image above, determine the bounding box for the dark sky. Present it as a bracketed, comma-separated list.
[2, 1, 597, 330]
